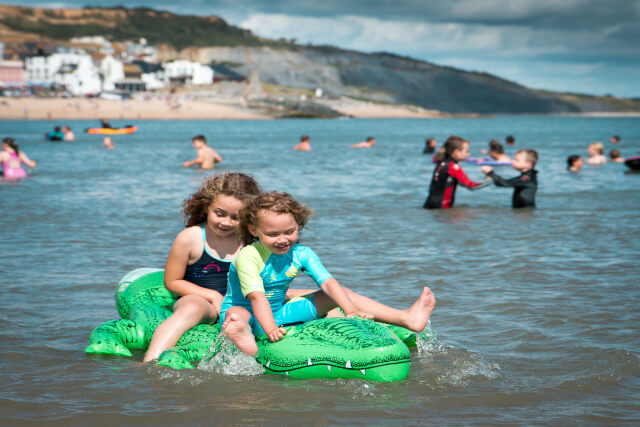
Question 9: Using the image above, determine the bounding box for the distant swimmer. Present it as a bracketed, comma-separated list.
[351, 136, 375, 149]
[423, 138, 437, 154]
[293, 135, 311, 151]
[610, 135, 620, 144]
[586, 142, 606, 166]
[488, 140, 511, 163]
[63, 125, 75, 141]
[505, 135, 515, 146]
[567, 155, 583, 173]
[609, 149, 625, 163]
[1, 137, 36, 179]
[103, 137, 115, 149]
[183, 134, 222, 169]
[45, 126, 64, 141]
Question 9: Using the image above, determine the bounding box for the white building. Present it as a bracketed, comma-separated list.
[25, 52, 102, 95]
[100, 55, 125, 92]
[164, 60, 213, 86]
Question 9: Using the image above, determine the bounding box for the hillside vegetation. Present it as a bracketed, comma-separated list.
[1, 5, 637, 113]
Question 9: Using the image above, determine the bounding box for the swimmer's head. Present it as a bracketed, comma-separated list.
[488, 140, 504, 154]
[2, 137, 19, 154]
[444, 135, 470, 161]
[192, 134, 207, 148]
[513, 149, 538, 171]
[239, 191, 313, 245]
[567, 154, 582, 169]
[609, 149, 622, 160]
[300, 135, 310, 142]
[588, 142, 604, 156]
[610, 135, 620, 144]
[426, 138, 437, 148]
[505, 135, 515, 145]
[183, 172, 262, 228]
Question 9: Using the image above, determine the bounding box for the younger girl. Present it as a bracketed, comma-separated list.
[143, 172, 262, 362]
[1, 137, 36, 179]
[221, 192, 436, 356]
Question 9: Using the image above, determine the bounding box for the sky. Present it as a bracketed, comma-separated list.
[5, 0, 640, 97]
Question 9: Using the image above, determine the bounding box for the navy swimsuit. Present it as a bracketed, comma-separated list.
[182, 224, 231, 295]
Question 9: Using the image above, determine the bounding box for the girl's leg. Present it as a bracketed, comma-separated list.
[143, 295, 218, 362]
[312, 287, 436, 332]
[221, 306, 258, 356]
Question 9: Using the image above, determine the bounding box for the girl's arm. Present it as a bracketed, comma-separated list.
[19, 151, 36, 168]
[320, 278, 372, 319]
[164, 230, 223, 306]
[248, 291, 286, 342]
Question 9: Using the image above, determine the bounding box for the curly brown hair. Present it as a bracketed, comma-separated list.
[239, 191, 313, 245]
[182, 172, 262, 227]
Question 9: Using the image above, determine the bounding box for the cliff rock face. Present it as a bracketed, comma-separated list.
[186, 46, 612, 113]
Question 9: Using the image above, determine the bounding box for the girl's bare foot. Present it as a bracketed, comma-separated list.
[404, 287, 436, 332]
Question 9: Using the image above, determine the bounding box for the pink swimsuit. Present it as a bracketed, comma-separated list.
[2, 152, 27, 179]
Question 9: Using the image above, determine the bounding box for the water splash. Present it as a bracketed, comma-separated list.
[435, 349, 501, 387]
[197, 334, 263, 376]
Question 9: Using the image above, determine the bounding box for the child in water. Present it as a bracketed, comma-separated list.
[567, 155, 583, 172]
[293, 135, 311, 151]
[220, 191, 436, 356]
[423, 135, 490, 209]
[183, 135, 223, 169]
[586, 142, 606, 165]
[609, 149, 625, 163]
[351, 136, 376, 148]
[1, 137, 36, 179]
[481, 149, 538, 208]
[144, 172, 262, 361]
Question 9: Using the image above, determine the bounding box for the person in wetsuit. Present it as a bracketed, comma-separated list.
[481, 149, 538, 208]
[424, 135, 490, 209]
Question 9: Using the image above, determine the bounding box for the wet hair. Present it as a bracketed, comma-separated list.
[611, 135, 620, 143]
[300, 135, 310, 142]
[517, 149, 538, 167]
[426, 138, 437, 147]
[567, 154, 581, 168]
[366, 136, 374, 142]
[182, 172, 262, 228]
[54, 126, 61, 132]
[489, 140, 504, 154]
[239, 191, 313, 245]
[506, 135, 515, 145]
[63, 125, 71, 131]
[443, 135, 469, 157]
[423, 138, 437, 154]
[609, 149, 622, 160]
[2, 137, 19, 155]
[589, 142, 604, 155]
[192, 134, 207, 144]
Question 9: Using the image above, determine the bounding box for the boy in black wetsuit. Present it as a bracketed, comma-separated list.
[481, 149, 538, 208]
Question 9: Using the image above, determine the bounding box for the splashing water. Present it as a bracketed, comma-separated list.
[197, 334, 264, 376]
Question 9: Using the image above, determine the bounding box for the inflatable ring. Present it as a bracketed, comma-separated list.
[85, 268, 432, 381]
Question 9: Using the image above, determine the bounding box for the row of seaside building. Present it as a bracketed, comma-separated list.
[0, 36, 246, 96]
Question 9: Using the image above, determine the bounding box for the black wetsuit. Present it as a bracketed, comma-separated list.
[488, 169, 538, 208]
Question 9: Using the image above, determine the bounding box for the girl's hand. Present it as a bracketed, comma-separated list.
[266, 326, 287, 342]
[345, 311, 374, 320]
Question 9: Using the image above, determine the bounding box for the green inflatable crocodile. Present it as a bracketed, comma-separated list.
[85, 268, 433, 381]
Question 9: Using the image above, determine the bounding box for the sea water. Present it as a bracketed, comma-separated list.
[1, 116, 639, 425]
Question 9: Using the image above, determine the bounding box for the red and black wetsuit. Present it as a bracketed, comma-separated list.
[424, 158, 488, 209]
[487, 169, 538, 208]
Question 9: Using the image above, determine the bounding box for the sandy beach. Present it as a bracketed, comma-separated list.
[0, 97, 268, 120]
[0, 96, 454, 120]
